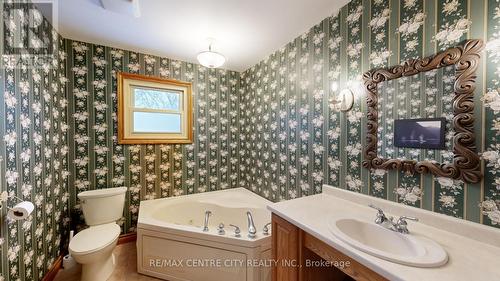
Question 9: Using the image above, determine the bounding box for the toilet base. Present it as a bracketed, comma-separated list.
[81, 253, 115, 281]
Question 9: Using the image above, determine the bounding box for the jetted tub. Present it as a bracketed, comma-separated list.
[137, 188, 272, 281]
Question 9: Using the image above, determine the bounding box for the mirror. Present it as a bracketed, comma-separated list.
[363, 40, 484, 184]
[376, 66, 454, 164]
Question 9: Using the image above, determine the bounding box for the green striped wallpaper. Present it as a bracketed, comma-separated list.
[242, 0, 500, 228]
[0, 2, 70, 280]
[66, 40, 242, 233]
[1, 0, 500, 280]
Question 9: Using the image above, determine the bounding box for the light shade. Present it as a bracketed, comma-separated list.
[197, 50, 226, 68]
[337, 88, 354, 112]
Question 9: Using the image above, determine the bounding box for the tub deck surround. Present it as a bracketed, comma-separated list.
[137, 188, 272, 246]
[137, 188, 272, 281]
[267, 185, 500, 281]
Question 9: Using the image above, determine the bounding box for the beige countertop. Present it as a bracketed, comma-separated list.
[267, 185, 500, 281]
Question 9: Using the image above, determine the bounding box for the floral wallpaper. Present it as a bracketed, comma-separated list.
[242, 0, 500, 228]
[1, 2, 70, 280]
[2, 0, 500, 280]
[66, 40, 242, 233]
[483, 0, 500, 227]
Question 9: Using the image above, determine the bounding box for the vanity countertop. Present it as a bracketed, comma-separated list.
[267, 185, 500, 281]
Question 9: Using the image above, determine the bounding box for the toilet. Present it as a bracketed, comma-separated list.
[69, 187, 127, 281]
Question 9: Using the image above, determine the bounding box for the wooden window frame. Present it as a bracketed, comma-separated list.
[117, 72, 193, 144]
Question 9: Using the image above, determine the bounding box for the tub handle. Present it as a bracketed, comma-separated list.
[217, 223, 225, 235]
[263, 222, 272, 235]
[229, 224, 241, 238]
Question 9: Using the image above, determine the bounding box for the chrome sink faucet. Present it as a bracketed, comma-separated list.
[394, 216, 419, 234]
[369, 204, 391, 226]
[203, 210, 212, 232]
[246, 211, 257, 238]
[369, 204, 418, 234]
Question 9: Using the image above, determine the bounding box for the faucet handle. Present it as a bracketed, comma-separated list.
[229, 224, 241, 237]
[369, 204, 388, 224]
[369, 204, 384, 214]
[396, 216, 418, 234]
[217, 223, 225, 235]
[397, 216, 419, 224]
[262, 222, 272, 235]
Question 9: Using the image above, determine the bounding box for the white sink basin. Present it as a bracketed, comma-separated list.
[328, 217, 448, 267]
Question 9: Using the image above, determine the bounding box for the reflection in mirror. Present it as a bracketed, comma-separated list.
[376, 65, 456, 166]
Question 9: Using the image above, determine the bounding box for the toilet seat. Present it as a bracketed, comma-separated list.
[69, 223, 120, 255]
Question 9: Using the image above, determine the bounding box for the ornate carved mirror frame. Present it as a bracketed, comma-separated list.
[362, 39, 484, 184]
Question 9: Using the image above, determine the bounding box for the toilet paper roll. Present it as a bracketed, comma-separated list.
[7, 201, 34, 220]
[63, 254, 77, 269]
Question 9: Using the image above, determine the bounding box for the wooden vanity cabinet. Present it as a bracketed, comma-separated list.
[271, 214, 387, 281]
[272, 214, 300, 281]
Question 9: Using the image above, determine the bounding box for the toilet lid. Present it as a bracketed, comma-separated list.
[69, 223, 120, 255]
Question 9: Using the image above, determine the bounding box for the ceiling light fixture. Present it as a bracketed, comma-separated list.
[101, 0, 141, 17]
[197, 42, 226, 69]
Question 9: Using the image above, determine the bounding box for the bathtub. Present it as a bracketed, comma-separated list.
[137, 188, 272, 281]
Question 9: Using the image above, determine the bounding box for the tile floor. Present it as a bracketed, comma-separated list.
[54, 242, 161, 281]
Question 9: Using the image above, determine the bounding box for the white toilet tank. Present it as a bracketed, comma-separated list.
[78, 187, 127, 226]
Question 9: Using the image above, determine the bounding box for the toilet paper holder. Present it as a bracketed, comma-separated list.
[8, 196, 27, 217]
[4, 194, 22, 207]
[1, 194, 34, 220]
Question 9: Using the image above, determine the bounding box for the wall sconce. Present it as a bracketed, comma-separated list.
[330, 81, 354, 112]
[335, 88, 355, 112]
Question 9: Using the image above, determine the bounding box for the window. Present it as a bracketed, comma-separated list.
[118, 73, 193, 144]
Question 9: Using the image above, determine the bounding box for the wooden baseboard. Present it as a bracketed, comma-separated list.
[41, 255, 63, 281]
[118, 232, 137, 245]
[41, 232, 137, 281]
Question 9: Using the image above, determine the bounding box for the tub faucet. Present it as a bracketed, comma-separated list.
[203, 211, 212, 232]
[246, 211, 257, 238]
